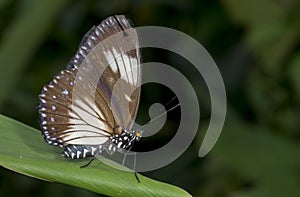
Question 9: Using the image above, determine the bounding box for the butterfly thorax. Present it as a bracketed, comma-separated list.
[113, 126, 123, 135]
[110, 129, 142, 150]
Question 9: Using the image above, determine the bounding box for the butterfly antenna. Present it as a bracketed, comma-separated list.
[122, 142, 133, 166]
[159, 96, 177, 112]
[121, 144, 140, 183]
[134, 171, 140, 183]
[133, 153, 140, 183]
[140, 102, 181, 130]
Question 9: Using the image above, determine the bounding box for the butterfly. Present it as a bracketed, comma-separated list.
[38, 15, 143, 164]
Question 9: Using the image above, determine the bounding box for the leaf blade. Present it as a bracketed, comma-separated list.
[0, 114, 191, 197]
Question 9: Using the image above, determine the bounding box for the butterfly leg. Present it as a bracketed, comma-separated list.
[134, 172, 140, 183]
[120, 151, 140, 183]
[133, 152, 140, 183]
[80, 158, 95, 168]
[122, 152, 128, 166]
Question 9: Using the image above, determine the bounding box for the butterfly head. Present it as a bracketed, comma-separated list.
[122, 129, 143, 142]
[123, 130, 142, 150]
[134, 130, 143, 141]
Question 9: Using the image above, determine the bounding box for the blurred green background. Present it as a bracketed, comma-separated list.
[1, 0, 300, 196]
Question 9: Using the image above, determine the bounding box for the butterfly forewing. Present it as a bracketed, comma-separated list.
[38, 15, 141, 147]
[85, 17, 141, 130]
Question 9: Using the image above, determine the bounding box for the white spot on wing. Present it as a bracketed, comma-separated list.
[124, 94, 132, 102]
[62, 89, 69, 95]
[130, 59, 139, 85]
[115, 51, 127, 82]
[108, 77, 114, 83]
[121, 52, 134, 85]
[103, 47, 135, 86]
[104, 49, 118, 73]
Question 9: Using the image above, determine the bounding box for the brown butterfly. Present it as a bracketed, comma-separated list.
[38, 15, 142, 162]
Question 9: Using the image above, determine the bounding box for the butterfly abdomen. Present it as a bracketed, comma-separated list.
[62, 144, 102, 159]
[62, 130, 140, 159]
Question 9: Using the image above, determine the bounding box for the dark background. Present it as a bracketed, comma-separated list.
[1, 0, 300, 196]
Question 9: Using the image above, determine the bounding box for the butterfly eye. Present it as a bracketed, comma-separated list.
[135, 131, 143, 138]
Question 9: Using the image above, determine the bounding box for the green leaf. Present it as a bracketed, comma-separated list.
[0, 114, 191, 197]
